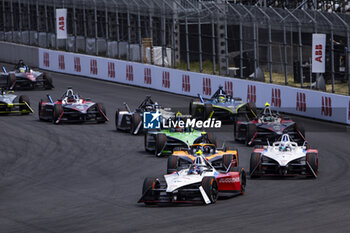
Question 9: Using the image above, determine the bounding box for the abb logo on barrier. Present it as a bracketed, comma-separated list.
[225, 81, 233, 96]
[58, 55, 65, 70]
[43, 52, 49, 67]
[296, 92, 306, 112]
[182, 75, 190, 92]
[162, 71, 170, 88]
[126, 65, 133, 81]
[203, 78, 211, 96]
[144, 68, 151, 85]
[74, 57, 81, 72]
[271, 88, 281, 107]
[247, 85, 256, 103]
[321, 96, 332, 117]
[58, 16, 65, 31]
[314, 44, 323, 63]
[108, 62, 115, 78]
[90, 59, 98, 75]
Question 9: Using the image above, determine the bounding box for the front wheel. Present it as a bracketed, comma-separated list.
[19, 95, 30, 115]
[142, 177, 160, 205]
[202, 176, 218, 204]
[167, 156, 178, 174]
[154, 133, 166, 157]
[53, 104, 63, 124]
[250, 152, 261, 178]
[239, 168, 247, 194]
[96, 103, 107, 123]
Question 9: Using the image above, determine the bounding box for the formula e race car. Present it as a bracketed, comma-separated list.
[115, 95, 174, 135]
[0, 61, 53, 90]
[144, 125, 218, 157]
[38, 87, 108, 124]
[250, 134, 318, 178]
[0, 88, 33, 114]
[138, 155, 246, 205]
[235, 103, 305, 146]
[167, 142, 239, 174]
[190, 86, 256, 122]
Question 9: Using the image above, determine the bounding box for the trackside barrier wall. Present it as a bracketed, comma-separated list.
[38, 48, 350, 125]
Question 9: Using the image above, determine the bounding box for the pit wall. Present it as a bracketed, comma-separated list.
[2, 41, 348, 125]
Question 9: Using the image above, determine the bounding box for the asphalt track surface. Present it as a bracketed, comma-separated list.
[1, 70, 350, 233]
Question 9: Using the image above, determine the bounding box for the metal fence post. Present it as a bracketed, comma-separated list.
[162, 14, 166, 67]
[53, 0, 56, 49]
[198, 13, 202, 73]
[257, 7, 272, 82]
[172, 14, 177, 68]
[19, 0, 22, 43]
[211, 16, 216, 74]
[116, 7, 120, 58]
[185, 16, 190, 71]
[138, 11, 142, 63]
[319, 12, 335, 93]
[127, 10, 131, 60]
[44, 1, 49, 48]
[73, 4, 77, 52]
[36, 0, 39, 45]
[10, 0, 13, 42]
[94, 1, 98, 55]
[83, 0, 87, 53]
[105, 3, 109, 56]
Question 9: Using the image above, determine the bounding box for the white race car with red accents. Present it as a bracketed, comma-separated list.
[250, 134, 318, 178]
[138, 155, 246, 205]
[38, 87, 108, 124]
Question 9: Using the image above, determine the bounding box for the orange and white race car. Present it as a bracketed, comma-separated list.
[167, 143, 239, 174]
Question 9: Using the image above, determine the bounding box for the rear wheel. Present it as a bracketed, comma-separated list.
[43, 73, 53, 89]
[239, 168, 247, 194]
[115, 109, 121, 130]
[167, 156, 178, 174]
[130, 113, 142, 135]
[7, 73, 16, 90]
[19, 95, 30, 115]
[206, 132, 218, 147]
[38, 99, 44, 120]
[250, 152, 261, 178]
[203, 103, 213, 120]
[53, 104, 63, 124]
[142, 177, 160, 205]
[97, 103, 106, 123]
[202, 176, 218, 204]
[306, 152, 318, 176]
[155, 133, 166, 157]
[223, 154, 237, 170]
[245, 124, 256, 146]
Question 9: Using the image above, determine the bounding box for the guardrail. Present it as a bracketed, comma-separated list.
[38, 47, 350, 125]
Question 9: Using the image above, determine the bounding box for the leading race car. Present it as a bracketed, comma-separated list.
[0, 60, 54, 90]
[115, 95, 174, 135]
[167, 140, 239, 174]
[138, 155, 246, 205]
[250, 134, 318, 178]
[235, 103, 305, 146]
[190, 86, 256, 122]
[38, 87, 108, 124]
[0, 88, 33, 115]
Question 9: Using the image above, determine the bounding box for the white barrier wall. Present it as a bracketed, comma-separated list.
[38, 48, 350, 125]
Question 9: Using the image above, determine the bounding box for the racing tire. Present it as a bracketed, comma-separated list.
[206, 132, 218, 147]
[43, 73, 53, 90]
[154, 133, 166, 157]
[115, 109, 121, 131]
[38, 99, 44, 120]
[52, 104, 63, 124]
[306, 152, 318, 177]
[203, 103, 213, 120]
[250, 152, 261, 178]
[247, 102, 257, 119]
[202, 176, 218, 204]
[142, 177, 160, 205]
[189, 99, 194, 116]
[7, 73, 16, 90]
[245, 124, 257, 146]
[130, 113, 142, 135]
[239, 168, 247, 195]
[144, 133, 152, 152]
[295, 122, 306, 143]
[19, 95, 30, 115]
[223, 154, 237, 170]
[167, 156, 178, 174]
[97, 103, 107, 123]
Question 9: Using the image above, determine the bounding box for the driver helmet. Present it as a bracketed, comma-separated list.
[19, 67, 26, 73]
[189, 165, 200, 175]
[154, 102, 160, 110]
[195, 149, 203, 156]
[265, 102, 270, 107]
[279, 143, 289, 152]
[218, 94, 226, 103]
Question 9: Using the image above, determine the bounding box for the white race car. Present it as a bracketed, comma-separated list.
[138, 155, 246, 205]
[250, 134, 318, 178]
